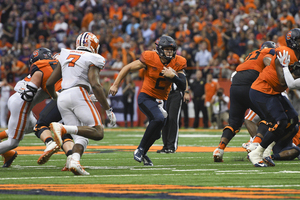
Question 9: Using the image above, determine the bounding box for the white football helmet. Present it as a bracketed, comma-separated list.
[76, 32, 100, 54]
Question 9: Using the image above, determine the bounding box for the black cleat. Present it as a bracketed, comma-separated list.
[133, 147, 144, 163]
[157, 148, 168, 153]
[142, 154, 153, 166]
[263, 156, 275, 167]
[167, 149, 175, 153]
[3, 151, 18, 168]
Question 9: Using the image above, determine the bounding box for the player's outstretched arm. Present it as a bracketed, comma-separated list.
[276, 50, 300, 89]
[109, 60, 145, 96]
[275, 51, 288, 87]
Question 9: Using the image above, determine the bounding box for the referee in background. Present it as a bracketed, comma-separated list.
[157, 77, 190, 153]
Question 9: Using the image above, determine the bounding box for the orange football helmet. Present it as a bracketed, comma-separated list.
[76, 32, 100, 53]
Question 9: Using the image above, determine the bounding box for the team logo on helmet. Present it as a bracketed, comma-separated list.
[286, 31, 292, 40]
[32, 50, 39, 58]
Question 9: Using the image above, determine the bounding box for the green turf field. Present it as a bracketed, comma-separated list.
[0, 127, 300, 200]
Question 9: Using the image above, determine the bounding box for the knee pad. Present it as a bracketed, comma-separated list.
[62, 133, 73, 142]
[34, 124, 49, 139]
[257, 120, 269, 137]
[222, 126, 239, 141]
[269, 119, 288, 136]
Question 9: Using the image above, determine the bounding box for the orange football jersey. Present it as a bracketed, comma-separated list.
[30, 59, 59, 96]
[251, 46, 299, 95]
[140, 51, 187, 100]
[236, 48, 275, 72]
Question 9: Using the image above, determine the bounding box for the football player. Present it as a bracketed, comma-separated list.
[0, 48, 59, 167]
[46, 32, 116, 175]
[243, 109, 300, 161]
[248, 28, 300, 167]
[213, 41, 277, 162]
[109, 35, 187, 166]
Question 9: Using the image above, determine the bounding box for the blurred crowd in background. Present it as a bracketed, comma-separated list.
[0, 0, 300, 127]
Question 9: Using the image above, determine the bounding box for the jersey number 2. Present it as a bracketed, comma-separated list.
[245, 51, 260, 61]
[67, 54, 81, 67]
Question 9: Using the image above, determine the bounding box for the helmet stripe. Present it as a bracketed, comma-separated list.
[81, 32, 88, 46]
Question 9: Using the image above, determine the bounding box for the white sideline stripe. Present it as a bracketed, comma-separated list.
[118, 134, 248, 138]
[173, 169, 217, 171]
[131, 168, 176, 171]
[249, 184, 300, 187]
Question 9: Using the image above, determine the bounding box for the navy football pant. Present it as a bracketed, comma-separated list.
[138, 92, 166, 154]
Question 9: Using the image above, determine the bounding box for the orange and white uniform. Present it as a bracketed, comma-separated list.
[0, 59, 56, 155]
[56, 48, 106, 150]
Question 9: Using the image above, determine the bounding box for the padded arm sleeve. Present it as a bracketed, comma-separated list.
[283, 67, 300, 89]
[171, 73, 186, 91]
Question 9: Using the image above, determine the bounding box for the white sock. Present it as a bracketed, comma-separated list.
[72, 153, 81, 162]
[63, 125, 78, 134]
[256, 145, 265, 153]
[250, 136, 254, 143]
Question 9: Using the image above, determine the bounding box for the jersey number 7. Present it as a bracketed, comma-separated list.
[67, 54, 81, 67]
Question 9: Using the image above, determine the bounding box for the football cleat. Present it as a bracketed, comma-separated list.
[69, 158, 90, 175]
[62, 155, 72, 171]
[37, 141, 60, 165]
[142, 154, 153, 166]
[213, 148, 224, 162]
[242, 142, 251, 150]
[167, 149, 175, 153]
[246, 142, 259, 153]
[253, 161, 267, 167]
[248, 146, 267, 167]
[133, 147, 144, 163]
[263, 156, 275, 167]
[156, 148, 168, 153]
[2, 150, 18, 168]
[50, 122, 66, 147]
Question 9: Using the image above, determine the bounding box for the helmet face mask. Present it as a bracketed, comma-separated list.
[76, 32, 100, 54]
[29, 48, 53, 66]
[286, 28, 300, 52]
[156, 35, 177, 62]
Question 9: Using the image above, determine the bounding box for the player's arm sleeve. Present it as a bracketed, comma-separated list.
[172, 71, 186, 91]
[283, 67, 300, 89]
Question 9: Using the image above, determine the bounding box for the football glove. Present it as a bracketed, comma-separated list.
[277, 50, 290, 68]
[21, 82, 38, 102]
[106, 108, 116, 126]
[156, 99, 168, 118]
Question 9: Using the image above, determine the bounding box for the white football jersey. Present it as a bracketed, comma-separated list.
[59, 48, 105, 90]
